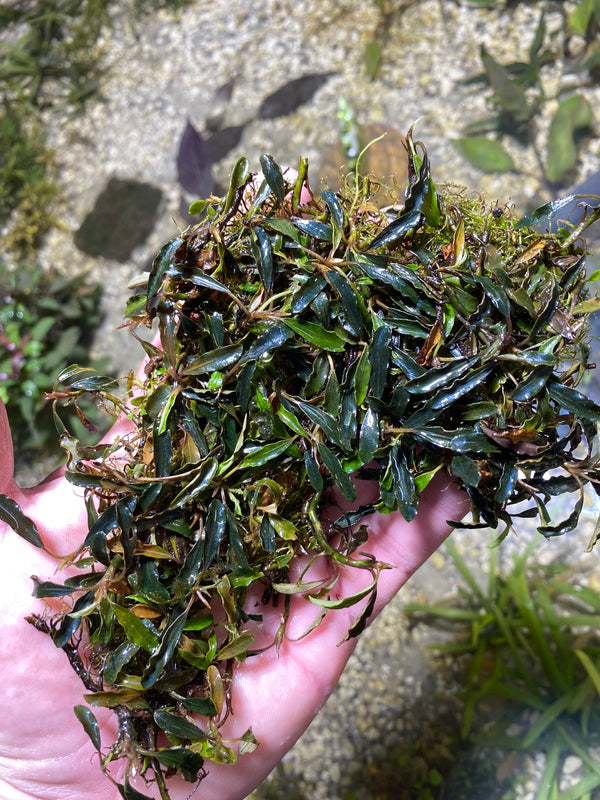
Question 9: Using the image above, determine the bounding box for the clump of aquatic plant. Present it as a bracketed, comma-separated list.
[4, 132, 600, 798]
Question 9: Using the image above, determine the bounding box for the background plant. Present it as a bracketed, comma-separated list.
[407, 535, 600, 800]
[454, 1, 599, 187]
[0, 259, 105, 457]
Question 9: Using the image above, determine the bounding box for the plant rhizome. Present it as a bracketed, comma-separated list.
[11, 134, 600, 798]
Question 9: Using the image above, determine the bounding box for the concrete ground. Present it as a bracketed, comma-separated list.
[11, 0, 600, 797]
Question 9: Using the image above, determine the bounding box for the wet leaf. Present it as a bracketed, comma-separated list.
[240, 322, 292, 362]
[152, 748, 205, 783]
[251, 227, 274, 292]
[547, 381, 600, 421]
[74, 705, 101, 751]
[317, 442, 356, 502]
[0, 494, 44, 549]
[326, 269, 364, 338]
[296, 399, 347, 451]
[142, 611, 188, 689]
[242, 439, 293, 468]
[368, 208, 423, 249]
[451, 454, 481, 487]
[153, 709, 206, 741]
[359, 406, 379, 463]
[112, 604, 159, 652]
[204, 499, 227, 570]
[183, 344, 243, 375]
[259, 154, 286, 205]
[282, 318, 346, 351]
[291, 217, 333, 242]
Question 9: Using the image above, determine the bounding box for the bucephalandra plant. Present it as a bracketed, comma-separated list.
[3, 130, 600, 799]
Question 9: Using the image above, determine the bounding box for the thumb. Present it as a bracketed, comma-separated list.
[0, 400, 16, 497]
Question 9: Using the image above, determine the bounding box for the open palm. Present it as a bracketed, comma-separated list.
[0, 396, 466, 800]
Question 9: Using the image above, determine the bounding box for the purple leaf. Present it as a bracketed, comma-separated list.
[177, 120, 213, 197]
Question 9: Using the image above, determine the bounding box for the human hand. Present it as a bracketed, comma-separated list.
[0, 397, 466, 800]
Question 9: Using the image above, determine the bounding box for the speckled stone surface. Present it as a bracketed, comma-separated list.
[15, 0, 600, 796]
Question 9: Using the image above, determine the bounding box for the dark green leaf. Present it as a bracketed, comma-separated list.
[369, 326, 391, 399]
[359, 406, 379, 463]
[296, 399, 347, 451]
[283, 317, 346, 351]
[53, 591, 95, 647]
[451, 454, 481, 487]
[181, 696, 217, 716]
[514, 195, 578, 229]
[172, 458, 218, 506]
[548, 381, 600, 421]
[259, 514, 277, 552]
[389, 446, 417, 521]
[119, 777, 154, 800]
[152, 748, 205, 783]
[317, 442, 356, 501]
[260, 153, 286, 205]
[511, 367, 553, 402]
[291, 274, 328, 313]
[291, 217, 333, 241]
[73, 705, 101, 751]
[495, 461, 518, 503]
[142, 610, 188, 689]
[204, 499, 226, 569]
[70, 375, 119, 391]
[104, 641, 141, 685]
[404, 358, 476, 395]
[368, 208, 423, 250]
[251, 227, 274, 292]
[242, 439, 293, 468]
[326, 269, 364, 338]
[147, 237, 183, 304]
[31, 578, 77, 598]
[241, 322, 292, 362]
[321, 189, 345, 229]
[0, 494, 44, 549]
[304, 449, 324, 492]
[153, 709, 206, 741]
[112, 604, 159, 652]
[183, 344, 243, 375]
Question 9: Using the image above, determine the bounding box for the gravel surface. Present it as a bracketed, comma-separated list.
[14, 0, 600, 796]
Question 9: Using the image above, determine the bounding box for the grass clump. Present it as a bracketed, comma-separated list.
[408, 534, 600, 800]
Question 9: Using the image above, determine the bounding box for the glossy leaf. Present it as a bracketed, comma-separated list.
[259, 154, 286, 205]
[112, 604, 159, 652]
[317, 442, 356, 501]
[153, 709, 206, 741]
[74, 705, 102, 751]
[282, 317, 346, 351]
[151, 748, 205, 783]
[251, 227, 274, 292]
[0, 494, 44, 549]
[183, 344, 243, 376]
